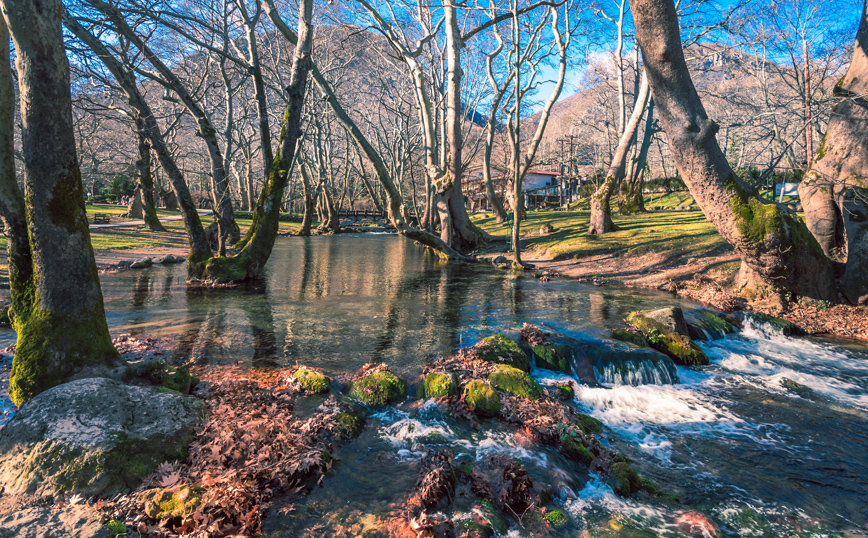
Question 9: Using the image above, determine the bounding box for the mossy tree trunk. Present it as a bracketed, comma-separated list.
[619, 97, 655, 215]
[63, 13, 212, 277]
[0, 17, 33, 335]
[299, 160, 314, 237]
[200, 0, 314, 283]
[632, 0, 835, 301]
[132, 114, 166, 231]
[1, 0, 122, 406]
[589, 72, 649, 233]
[799, 0, 868, 304]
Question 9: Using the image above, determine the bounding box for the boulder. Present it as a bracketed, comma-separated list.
[116, 259, 133, 267]
[462, 380, 501, 417]
[129, 257, 153, 269]
[530, 343, 572, 374]
[421, 372, 457, 398]
[627, 310, 709, 366]
[688, 311, 736, 340]
[0, 504, 109, 538]
[291, 367, 331, 394]
[0, 378, 205, 498]
[539, 223, 555, 234]
[474, 334, 530, 372]
[643, 306, 690, 336]
[492, 255, 509, 265]
[347, 371, 407, 407]
[155, 254, 177, 264]
[488, 364, 543, 400]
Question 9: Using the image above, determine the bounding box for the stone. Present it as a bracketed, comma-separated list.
[539, 223, 555, 234]
[462, 380, 501, 417]
[689, 311, 735, 340]
[421, 372, 457, 398]
[116, 259, 133, 267]
[608, 462, 641, 497]
[488, 364, 543, 400]
[143, 484, 203, 520]
[492, 255, 508, 265]
[0, 504, 109, 538]
[0, 378, 205, 498]
[627, 311, 709, 366]
[474, 334, 530, 372]
[643, 306, 690, 336]
[531, 343, 572, 373]
[347, 371, 407, 407]
[292, 367, 331, 394]
[155, 254, 177, 264]
[129, 257, 153, 269]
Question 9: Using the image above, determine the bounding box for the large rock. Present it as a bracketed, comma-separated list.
[573, 339, 679, 386]
[0, 504, 109, 538]
[627, 309, 709, 366]
[0, 378, 205, 498]
[129, 257, 153, 269]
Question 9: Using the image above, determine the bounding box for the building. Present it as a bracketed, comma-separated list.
[462, 166, 564, 211]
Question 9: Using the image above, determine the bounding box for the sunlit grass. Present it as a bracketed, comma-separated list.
[472, 207, 727, 262]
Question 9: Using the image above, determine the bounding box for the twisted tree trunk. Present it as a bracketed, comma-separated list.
[799, 0, 868, 304]
[2, 0, 121, 406]
[132, 114, 166, 231]
[632, 0, 835, 301]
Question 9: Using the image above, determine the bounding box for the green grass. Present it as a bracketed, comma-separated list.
[472, 208, 728, 263]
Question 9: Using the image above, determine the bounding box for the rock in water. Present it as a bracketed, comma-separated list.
[0, 378, 204, 498]
[129, 257, 153, 269]
[155, 254, 177, 264]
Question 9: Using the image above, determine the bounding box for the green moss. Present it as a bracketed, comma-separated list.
[748, 312, 797, 335]
[293, 367, 331, 393]
[698, 311, 735, 336]
[462, 380, 501, 417]
[105, 520, 127, 537]
[611, 328, 649, 347]
[546, 509, 568, 529]
[476, 499, 508, 535]
[626, 312, 709, 366]
[161, 367, 198, 394]
[474, 334, 530, 371]
[816, 134, 827, 161]
[560, 433, 594, 466]
[555, 384, 574, 399]
[488, 364, 543, 400]
[334, 412, 365, 439]
[421, 372, 457, 398]
[144, 485, 204, 520]
[532, 343, 571, 373]
[347, 371, 407, 407]
[576, 413, 603, 434]
[726, 173, 785, 246]
[10, 305, 120, 407]
[609, 462, 641, 497]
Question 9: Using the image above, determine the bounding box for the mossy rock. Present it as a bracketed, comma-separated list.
[0, 305, 10, 326]
[560, 433, 594, 466]
[555, 383, 574, 400]
[293, 367, 331, 394]
[462, 380, 501, 417]
[608, 462, 641, 497]
[747, 312, 799, 335]
[532, 343, 572, 373]
[474, 334, 530, 372]
[470, 499, 508, 535]
[421, 372, 457, 398]
[546, 509, 568, 529]
[488, 364, 543, 400]
[626, 312, 709, 366]
[106, 520, 127, 537]
[334, 411, 366, 439]
[576, 413, 603, 434]
[689, 311, 736, 341]
[347, 371, 407, 407]
[162, 367, 199, 394]
[611, 328, 649, 348]
[144, 485, 204, 520]
[126, 360, 199, 394]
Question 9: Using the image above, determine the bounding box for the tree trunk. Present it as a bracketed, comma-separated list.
[0, 17, 33, 350]
[200, 0, 314, 283]
[619, 97, 655, 214]
[589, 71, 650, 233]
[3, 0, 121, 406]
[632, 0, 835, 301]
[63, 13, 212, 275]
[800, 0, 868, 304]
[299, 162, 314, 236]
[132, 114, 166, 231]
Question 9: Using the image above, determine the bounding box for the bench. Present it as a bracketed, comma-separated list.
[92, 213, 111, 224]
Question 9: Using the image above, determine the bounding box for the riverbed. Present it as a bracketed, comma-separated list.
[0, 234, 865, 536]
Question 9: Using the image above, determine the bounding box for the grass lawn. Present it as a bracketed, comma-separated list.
[472, 207, 728, 262]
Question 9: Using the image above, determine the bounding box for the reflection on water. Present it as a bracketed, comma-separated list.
[0, 235, 685, 376]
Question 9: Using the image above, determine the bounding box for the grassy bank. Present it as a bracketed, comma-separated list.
[472, 208, 729, 263]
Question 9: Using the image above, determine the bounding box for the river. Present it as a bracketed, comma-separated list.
[0, 234, 865, 537]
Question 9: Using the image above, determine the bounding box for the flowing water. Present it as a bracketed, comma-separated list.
[0, 235, 866, 537]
